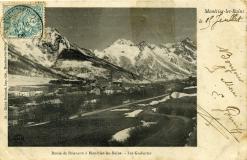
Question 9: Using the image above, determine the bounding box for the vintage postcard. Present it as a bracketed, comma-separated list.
[0, 0, 246, 160]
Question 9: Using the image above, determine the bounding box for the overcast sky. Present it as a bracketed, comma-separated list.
[46, 8, 196, 50]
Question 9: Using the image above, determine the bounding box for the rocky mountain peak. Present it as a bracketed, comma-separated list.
[137, 41, 149, 51]
[181, 37, 196, 50]
[114, 39, 134, 46]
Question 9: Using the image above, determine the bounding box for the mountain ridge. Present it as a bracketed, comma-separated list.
[94, 37, 196, 81]
[8, 27, 142, 83]
[8, 27, 196, 84]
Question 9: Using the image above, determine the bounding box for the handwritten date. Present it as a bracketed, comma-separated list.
[200, 13, 243, 30]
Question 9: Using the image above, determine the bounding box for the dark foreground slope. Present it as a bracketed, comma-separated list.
[9, 78, 196, 146]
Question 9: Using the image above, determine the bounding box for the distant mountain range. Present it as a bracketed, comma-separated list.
[8, 27, 196, 83]
[95, 38, 196, 81]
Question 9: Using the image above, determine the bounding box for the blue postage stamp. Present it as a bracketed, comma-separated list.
[3, 3, 44, 38]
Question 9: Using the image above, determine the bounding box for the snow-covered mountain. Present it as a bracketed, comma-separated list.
[8, 28, 70, 68]
[8, 28, 72, 79]
[8, 27, 196, 84]
[94, 38, 196, 81]
[8, 27, 140, 82]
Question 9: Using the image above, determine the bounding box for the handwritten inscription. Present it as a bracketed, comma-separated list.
[198, 105, 243, 142]
[205, 49, 243, 82]
[199, 11, 243, 30]
[201, 45, 245, 142]
[224, 60, 243, 82]
[211, 91, 224, 98]
[205, 66, 225, 73]
[220, 78, 237, 97]
[212, 106, 244, 134]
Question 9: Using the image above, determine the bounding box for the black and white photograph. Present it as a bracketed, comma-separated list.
[8, 8, 197, 146]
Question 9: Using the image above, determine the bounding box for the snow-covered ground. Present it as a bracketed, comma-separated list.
[184, 86, 197, 89]
[110, 108, 131, 112]
[69, 115, 79, 120]
[8, 74, 54, 86]
[124, 109, 143, 117]
[110, 127, 135, 142]
[24, 121, 50, 127]
[141, 120, 158, 127]
[149, 96, 170, 105]
[152, 108, 157, 112]
[137, 95, 170, 107]
[56, 60, 108, 79]
[110, 120, 157, 143]
[42, 98, 62, 104]
[171, 92, 197, 98]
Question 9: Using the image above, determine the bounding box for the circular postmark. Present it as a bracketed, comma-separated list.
[3, 5, 43, 38]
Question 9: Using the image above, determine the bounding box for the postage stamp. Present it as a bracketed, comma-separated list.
[3, 3, 44, 38]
